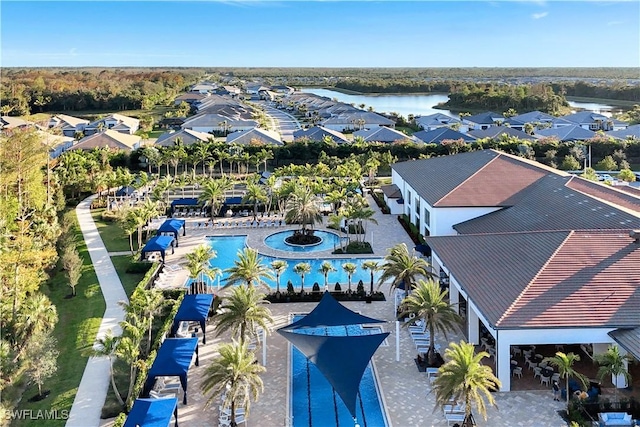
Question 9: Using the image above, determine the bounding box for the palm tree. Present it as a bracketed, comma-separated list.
[361, 261, 380, 296]
[542, 352, 588, 411]
[318, 261, 336, 290]
[342, 262, 357, 292]
[199, 177, 232, 220]
[224, 248, 274, 290]
[270, 260, 288, 294]
[284, 185, 323, 236]
[87, 330, 124, 407]
[293, 262, 311, 293]
[214, 285, 273, 345]
[137, 289, 165, 357]
[400, 279, 461, 365]
[378, 243, 436, 295]
[243, 182, 267, 221]
[434, 341, 501, 425]
[186, 244, 218, 293]
[14, 293, 58, 357]
[594, 346, 632, 403]
[201, 340, 265, 426]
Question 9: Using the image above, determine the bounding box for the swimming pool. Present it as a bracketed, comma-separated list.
[289, 316, 388, 427]
[264, 230, 348, 253]
[196, 235, 383, 291]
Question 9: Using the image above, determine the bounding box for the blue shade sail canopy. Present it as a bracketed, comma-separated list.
[279, 291, 385, 331]
[143, 338, 199, 405]
[277, 292, 388, 420]
[140, 235, 175, 262]
[124, 397, 177, 427]
[170, 294, 214, 344]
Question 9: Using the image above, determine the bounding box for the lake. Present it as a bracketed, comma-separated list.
[301, 87, 620, 118]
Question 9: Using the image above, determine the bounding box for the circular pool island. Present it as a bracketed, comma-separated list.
[264, 230, 345, 253]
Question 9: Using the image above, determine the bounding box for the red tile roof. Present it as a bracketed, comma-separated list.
[566, 177, 640, 214]
[427, 230, 640, 329]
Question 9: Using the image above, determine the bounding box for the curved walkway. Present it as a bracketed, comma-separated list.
[66, 195, 129, 427]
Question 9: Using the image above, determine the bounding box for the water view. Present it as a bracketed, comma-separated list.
[301, 87, 623, 118]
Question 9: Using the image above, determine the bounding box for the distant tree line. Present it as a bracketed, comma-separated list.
[0, 68, 204, 116]
[552, 81, 640, 102]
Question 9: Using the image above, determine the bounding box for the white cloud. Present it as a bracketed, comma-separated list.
[532, 11, 549, 19]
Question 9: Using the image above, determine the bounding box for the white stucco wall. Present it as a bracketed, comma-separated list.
[430, 206, 500, 236]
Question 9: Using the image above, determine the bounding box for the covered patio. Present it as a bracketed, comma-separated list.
[141, 235, 175, 262]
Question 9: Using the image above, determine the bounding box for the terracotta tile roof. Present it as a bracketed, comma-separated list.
[501, 230, 640, 328]
[427, 230, 640, 329]
[454, 175, 640, 234]
[435, 154, 549, 207]
[426, 231, 570, 327]
[566, 177, 640, 214]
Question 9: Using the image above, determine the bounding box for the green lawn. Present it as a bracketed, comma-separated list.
[110, 256, 147, 297]
[91, 209, 131, 253]
[13, 212, 105, 427]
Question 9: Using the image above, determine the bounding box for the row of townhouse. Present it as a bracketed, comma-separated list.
[414, 111, 638, 143]
[386, 149, 640, 392]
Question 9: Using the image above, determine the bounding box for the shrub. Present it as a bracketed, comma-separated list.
[356, 280, 365, 296]
[334, 282, 342, 292]
[286, 280, 295, 295]
[312, 282, 320, 292]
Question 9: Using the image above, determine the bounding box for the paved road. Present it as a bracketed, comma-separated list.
[258, 101, 301, 142]
[67, 195, 129, 427]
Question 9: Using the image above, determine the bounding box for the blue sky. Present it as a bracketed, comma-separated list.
[1, 1, 639, 67]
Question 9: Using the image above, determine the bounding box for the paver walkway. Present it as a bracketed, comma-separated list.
[66, 195, 129, 427]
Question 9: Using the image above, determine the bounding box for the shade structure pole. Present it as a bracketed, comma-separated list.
[261, 328, 267, 366]
[395, 321, 400, 362]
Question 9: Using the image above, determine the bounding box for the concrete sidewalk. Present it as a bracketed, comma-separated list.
[66, 195, 129, 427]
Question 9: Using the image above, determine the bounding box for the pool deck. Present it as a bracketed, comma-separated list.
[143, 195, 569, 427]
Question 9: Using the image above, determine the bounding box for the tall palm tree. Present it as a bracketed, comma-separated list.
[434, 341, 501, 425]
[400, 279, 461, 365]
[201, 340, 265, 426]
[318, 261, 336, 290]
[224, 248, 274, 290]
[186, 244, 218, 293]
[270, 260, 288, 294]
[243, 182, 267, 221]
[137, 289, 165, 357]
[284, 185, 323, 236]
[361, 260, 380, 296]
[342, 262, 357, 292]
[215, 285, 273, 345]
[199, 177, 232, 220]
[594, 346, 632, 402]
[378, 243, 436, 295]
[14, 293, 58, 358]
[87, 330, 124, 407]
[542, 352, 588, 411]
[293, 262, 311, 293]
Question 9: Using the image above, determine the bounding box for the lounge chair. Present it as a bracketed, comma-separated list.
[219, 414, 246, 426]
[445, 412, 465, 427]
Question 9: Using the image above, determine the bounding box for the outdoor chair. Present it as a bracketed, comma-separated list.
[526, 359, 538, 370]
[533, 367, 542, 380]
[445, 412, 465, 427]
[512, 347, 522, 357]
[512, 367, 523, 378]
[551, 373, 560, 382]
[219, 414, 246, 426]
[540, 375, 551, 387]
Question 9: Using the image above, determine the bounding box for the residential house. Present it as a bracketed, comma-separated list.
[468, 125, 536, 141]
[226, 127, 283, 146]
[293, 126, 349, 144]
[391, 149, 640, 392]
[606, 124, 640, 140]
[48, 114, 89, 137]
[321, 112, 395, 132]
[558, 111, 628, 131]
[270, 85, 295, 95]
[414, 113, 463, 131]
[155, 129, 212, 147]
[462, 111, 505, 130]
[379, 184, 404, 215]
[511, 110, 556, 129]
[215, 86, 242, 96]
[245, 83, 270, 95]
[173, 93, 208, 106]
[0, 116, 33, 131]
[37, 130, 74, 158]
[70, 129, 142, 151]
[353, 127, 416, 144]
[413, 128, 476, 144]
[181, 113, 258, 134]
[189, 82, 217, 94]
[535, 125, 597, 142]
[84, 114, 140, 135]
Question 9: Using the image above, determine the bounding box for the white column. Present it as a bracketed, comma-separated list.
[468, 308, 480, 345]
[449, 284, 460, 315]
[262, 329, 267, 367]
[395, 321, 400, 362]
[497, 335, 511, 392]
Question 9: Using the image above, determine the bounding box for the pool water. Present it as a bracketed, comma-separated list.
[290, 317, 388, 427]
[264, 230, 347, 253]
[196, 235, 383, 291]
